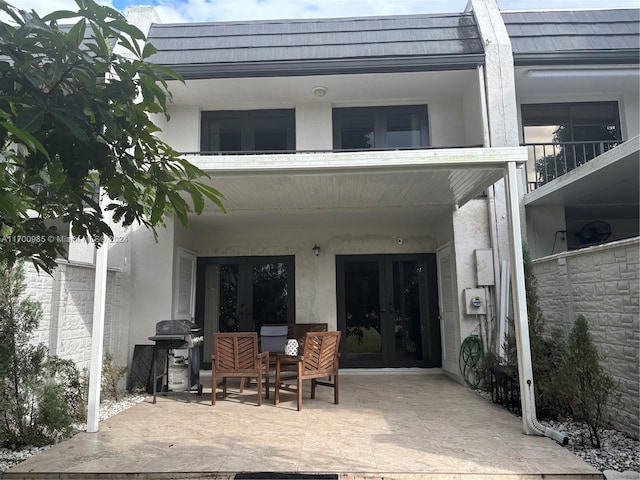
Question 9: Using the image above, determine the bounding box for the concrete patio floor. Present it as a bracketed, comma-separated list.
[5, 372, 602, 479]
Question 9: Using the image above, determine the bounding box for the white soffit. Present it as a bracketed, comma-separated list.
[188, 147, 526, 215]
[524, 135, 640, 208]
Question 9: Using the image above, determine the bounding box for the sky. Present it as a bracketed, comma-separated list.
[11, 0, 640, 24]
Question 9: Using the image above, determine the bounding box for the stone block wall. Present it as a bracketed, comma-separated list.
[24, 262, 125, 372]
[532, 237, 639, 439]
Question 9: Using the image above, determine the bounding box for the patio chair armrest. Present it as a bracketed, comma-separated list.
[258, 351, 269, 363]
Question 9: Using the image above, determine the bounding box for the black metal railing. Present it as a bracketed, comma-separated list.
[182, 144, 482, 156]
[524, 140, 623, 192]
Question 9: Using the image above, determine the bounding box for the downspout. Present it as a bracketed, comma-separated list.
[504, 161, 568, 444]
[471, 0, 567, 444]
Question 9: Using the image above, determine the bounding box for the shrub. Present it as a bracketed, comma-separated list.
[101, 350, 127, 402]
[478, 350, 501, 391]
[0, 260, 77, 448]
[560, 315, 620, 448]
[504, 243, 567, 419]
[46, 358, 88, 423]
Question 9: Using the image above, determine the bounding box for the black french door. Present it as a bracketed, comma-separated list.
[336, 254, 440, 368]
[195, 256, 295, 335]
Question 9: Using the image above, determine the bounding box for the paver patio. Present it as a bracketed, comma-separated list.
[4, 372, 603, 479]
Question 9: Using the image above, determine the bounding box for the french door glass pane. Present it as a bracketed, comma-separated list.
[392, 261, 424, 362]
[218, 264, 239, 332]
[252, 262, 289, 331]
[344, 261, 381, 355]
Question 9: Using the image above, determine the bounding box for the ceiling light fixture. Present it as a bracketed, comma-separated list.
[312, 86, 328, 97]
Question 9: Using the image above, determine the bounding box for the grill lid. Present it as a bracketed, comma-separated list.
[155, 319, 201, 336]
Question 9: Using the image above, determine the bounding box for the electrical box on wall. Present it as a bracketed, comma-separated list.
[464, 288, 487, 315]
[475, 249, 495, 286]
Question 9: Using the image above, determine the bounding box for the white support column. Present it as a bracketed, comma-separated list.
[504, 161, 538, 435]
[87, 235, 109, 433]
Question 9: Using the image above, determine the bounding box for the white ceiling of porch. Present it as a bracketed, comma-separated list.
[187, 147, 527, 228]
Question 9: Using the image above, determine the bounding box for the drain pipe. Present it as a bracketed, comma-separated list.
[504, 162, 568, 445]
[526, 379, 569, 445]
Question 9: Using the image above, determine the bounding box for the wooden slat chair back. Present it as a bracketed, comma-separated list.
[274, 330, 341, 411]
[289, 323, 328, 348]
[211, 332, 269, 406]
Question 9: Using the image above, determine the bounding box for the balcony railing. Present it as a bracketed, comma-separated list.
[524, 140, 623, 192]
[182, 145, 484, 156]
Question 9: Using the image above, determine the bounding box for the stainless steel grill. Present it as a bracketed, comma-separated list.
[148, 319, 203, 403]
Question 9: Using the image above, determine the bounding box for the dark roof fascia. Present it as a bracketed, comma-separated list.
[513, 50, 640, 66]
[163, 54, 485, 80]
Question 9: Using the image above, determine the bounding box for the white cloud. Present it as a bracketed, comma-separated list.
[10, 0, 118, 16]
[7, 0, 640, 24]
[132, 0, 640, 25]
[133, 0, 470, 23]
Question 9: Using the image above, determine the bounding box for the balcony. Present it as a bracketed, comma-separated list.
[524, 140, 623, 192]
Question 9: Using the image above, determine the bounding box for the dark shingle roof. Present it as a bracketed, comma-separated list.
[146, 13, 484, 79]
[502, 9, 640, 66]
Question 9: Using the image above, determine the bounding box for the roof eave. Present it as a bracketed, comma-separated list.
[159, 54, 486, 80]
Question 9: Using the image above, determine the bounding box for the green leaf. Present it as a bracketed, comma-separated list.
[67, 18, 87, 47]
[42, 10, 83, 22]
[48, 156, 65, 186]
[0, 121, 49, 158]
[150, 187, 166, 225]
[0, 0, 226, 273]
[49, 110, 89, 142]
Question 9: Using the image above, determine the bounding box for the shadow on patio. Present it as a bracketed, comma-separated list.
[4, 373, 602, 479]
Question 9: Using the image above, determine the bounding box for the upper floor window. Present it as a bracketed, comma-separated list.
[333, 105, 429, 150]
[521, 102, 622, 189]
[522, 102, 620, 145]
[201, 109, 295, 152]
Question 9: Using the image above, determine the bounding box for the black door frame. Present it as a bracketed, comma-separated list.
[336, 253, 440, 368]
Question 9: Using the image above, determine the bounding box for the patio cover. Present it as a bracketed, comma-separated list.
[183, 145, 547, 439]
[187, 147, 525, 220]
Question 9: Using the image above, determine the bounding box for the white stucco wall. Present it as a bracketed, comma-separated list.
[194, 214, 442, 330]
[452, 200, 493, 341]
[295, 102, 333, 150]
[127, 221, 175, 359]
[428, 98, 466, 147]
[621, 91, 640, 140]
[462, 71, 486, 147]
[152, 105, 201, 153]
[526, 205, 567, 260]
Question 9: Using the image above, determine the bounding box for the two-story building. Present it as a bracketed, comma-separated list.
[27, 0, 638, 437]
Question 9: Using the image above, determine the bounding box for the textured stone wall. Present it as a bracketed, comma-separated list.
[24, 262, 125, 372]
[532, 238, 639, 439]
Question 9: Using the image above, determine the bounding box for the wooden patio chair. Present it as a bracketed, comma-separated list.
[211, 332, 269, 406]
[289, 323, 328, 351]
[239, 324, 288, 391]
[274, 331, 341, 411]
